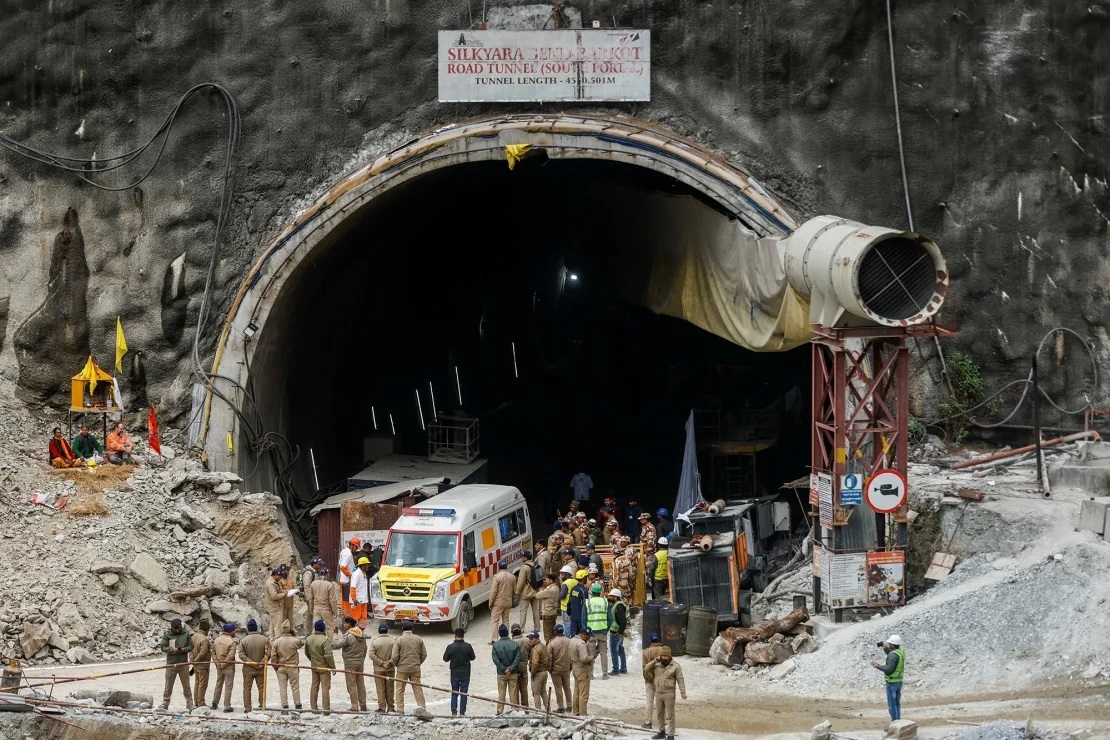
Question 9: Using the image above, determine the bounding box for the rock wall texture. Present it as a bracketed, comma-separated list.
[0, 0, 1107, 424]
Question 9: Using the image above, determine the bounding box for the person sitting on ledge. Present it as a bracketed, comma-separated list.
[49, 427, 85, 468]
[106, 422, 135, 464]
[72, 425, 105, 462]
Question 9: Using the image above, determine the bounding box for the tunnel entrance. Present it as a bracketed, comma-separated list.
[240, 155, 810, 548]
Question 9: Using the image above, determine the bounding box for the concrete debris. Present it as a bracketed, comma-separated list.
[129, 552, 169, 592]
[0, 406, 300, 665]
[811, 720, 833, 740]
[89, 560, 126, 575]
[886, 719, 919, 739]
[768, 658, 797, 679]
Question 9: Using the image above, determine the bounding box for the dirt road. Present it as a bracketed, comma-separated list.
[21, 609, 1110, 739]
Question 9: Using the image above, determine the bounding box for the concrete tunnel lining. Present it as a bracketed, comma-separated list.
[199, 115, 805, 476]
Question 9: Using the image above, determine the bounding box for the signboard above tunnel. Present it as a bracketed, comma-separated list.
[438, 29, 650, 102]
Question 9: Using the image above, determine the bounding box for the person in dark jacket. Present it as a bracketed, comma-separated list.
[655, 508, 674, 539]
[568, 572, 589, 636]
[491, 625, 521, 715]
[159, 618, 195, 711]
[626, 499, 643, 543]
[442, 628, 476, 716]
[607, 587, 629, 675]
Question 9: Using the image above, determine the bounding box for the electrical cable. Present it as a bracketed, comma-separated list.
[1, 85, 315, 547]
[884, 0, 914, 233]
[912, 328, 1097, 429]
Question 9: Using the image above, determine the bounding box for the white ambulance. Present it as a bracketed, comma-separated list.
[369, 484, 533, 630]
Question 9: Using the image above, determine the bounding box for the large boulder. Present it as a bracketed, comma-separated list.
[745, 640, 794, 664]
[209, 596, 259, 628]
[57, 603, 92, 644]
[129, 552, 169, 592]
[65, 646, 96, 664]
[212, 500, 297, 569]
[20, 621, 51, 658]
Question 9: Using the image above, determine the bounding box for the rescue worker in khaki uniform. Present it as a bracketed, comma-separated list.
[279, 565, 297, 632]
[305, 619, 336, 712]
[333, 616, 368, 711]
[548, 624, 573, 713]
[639, 513, 657, 559]
[309, 567, 340, 635]
[301, 556, 323, 635]
[527, 631, 551, 712]
[641, 633, 664, 729]
[391, 619, 428, 713]
[269, 619, 303, 710]
[264, 568, 287, 640]
[370, 622, 396, 712]
[211, 623, 237, 712]
[190, 618, 212, 709]
[611, 545, 635, 597]
[534, 540, 553, 576]
[569, 626, 598, 716]
[511, 624, 531, 708]
[159, 618, 194, 711]
[645, 646, 687, 740]
[515, 551, 539, 632]
[536, 574, 560, 643]
[238, 619, 269, 712]
[488, 560, 516, 644]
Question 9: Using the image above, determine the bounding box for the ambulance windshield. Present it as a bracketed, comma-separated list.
[386, 532, 459, 568]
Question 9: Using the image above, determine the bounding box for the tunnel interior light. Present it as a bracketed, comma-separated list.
[243, 322, 258, 339]
[568, 272, 579, 282]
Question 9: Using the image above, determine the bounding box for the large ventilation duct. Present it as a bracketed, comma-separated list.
[780, 215, 948, 328]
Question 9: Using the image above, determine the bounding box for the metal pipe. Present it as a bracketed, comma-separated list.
[949, 431, 1100, 470]
[1033, 354, 1044, 491]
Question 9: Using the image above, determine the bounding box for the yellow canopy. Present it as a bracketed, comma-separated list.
[73, 356, 113, 395]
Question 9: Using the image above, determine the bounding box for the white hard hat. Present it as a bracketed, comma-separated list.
[559, 565, 574, 575]
[657, 537, 668, 545]
[886, 635, 902, 646]
[588, 563, 598, 573]
[609, 588, 623, 598]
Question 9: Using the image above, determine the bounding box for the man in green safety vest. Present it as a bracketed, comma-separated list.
[872, 634, 905, 721]
[584, 583, 610, 679]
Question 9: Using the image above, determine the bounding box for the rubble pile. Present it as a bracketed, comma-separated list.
[779, 536, 1110, 695]
[0, 404, 298, 666]
[713, 606, 818, 678]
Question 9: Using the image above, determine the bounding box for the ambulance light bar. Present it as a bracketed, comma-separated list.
[402, 508, 456, 517]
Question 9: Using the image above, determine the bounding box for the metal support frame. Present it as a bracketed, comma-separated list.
[809, 323, 954, 619]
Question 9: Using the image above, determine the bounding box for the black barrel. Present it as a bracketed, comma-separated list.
[686, 606, 717, 657]
[660, 604, 689, 656]
[641, 600, 667, 648]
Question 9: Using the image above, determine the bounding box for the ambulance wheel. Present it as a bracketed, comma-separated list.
[451, 599, 473, 632]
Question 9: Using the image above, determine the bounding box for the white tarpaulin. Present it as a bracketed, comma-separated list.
[600, 184, 812, 352]
[438, 29, 650, 102]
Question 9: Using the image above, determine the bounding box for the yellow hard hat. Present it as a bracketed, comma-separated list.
[357, 557, 371, 566]
[575, 569, 588, 580]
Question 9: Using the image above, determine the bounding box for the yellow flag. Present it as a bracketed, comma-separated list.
[79, 355, 98, 395]
[115, 316, 128, 374]
[505, 144, 531, 170]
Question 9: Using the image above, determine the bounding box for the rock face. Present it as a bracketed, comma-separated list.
[0, 1, 1105, 423]
[213, 500, 298, 569]
[129, 553, 169, 592]
[11, 208, 91, 404]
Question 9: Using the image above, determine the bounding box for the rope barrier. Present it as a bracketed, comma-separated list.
[8, 658, 654, 734]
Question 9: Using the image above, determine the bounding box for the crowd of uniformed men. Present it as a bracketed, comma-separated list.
[157, 499, 686, 739]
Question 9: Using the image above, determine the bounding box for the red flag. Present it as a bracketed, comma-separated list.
[147, 404, 162, 457]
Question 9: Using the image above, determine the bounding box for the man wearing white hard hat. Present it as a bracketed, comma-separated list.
[871, 635, 905, 721]
[606, 587, 629, 675]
